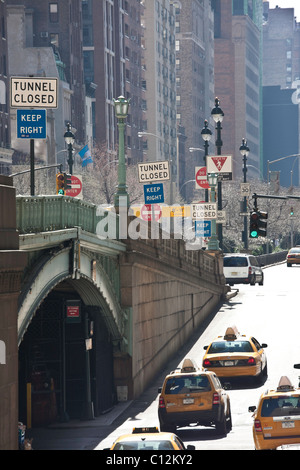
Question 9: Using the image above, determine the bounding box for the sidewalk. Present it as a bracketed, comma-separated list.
[26, 400, 133, 450]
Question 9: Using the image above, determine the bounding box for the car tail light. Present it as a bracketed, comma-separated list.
[254, 419, 262, 432]
[247, 357, 256, 365]
[203, 359, 211, 367]
[213, 392, 220, 405]
[159, 396, 166, 408]
[248, 266, 252, 275]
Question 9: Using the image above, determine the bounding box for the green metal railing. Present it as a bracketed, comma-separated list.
[16, 195, 102, 234]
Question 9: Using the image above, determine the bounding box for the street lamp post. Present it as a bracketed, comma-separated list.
[64, 123, 75, 175]
[239, 138, 250, 250]
[113, 96, 130, 210]
[211, 98, 224, 249]
[201, 119, 212, 202]
[207, 172, 219, 250]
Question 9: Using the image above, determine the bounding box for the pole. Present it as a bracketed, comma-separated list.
[114, 117, 129, 209]
[68, 143, 73, 175]
[30, 139, 35, 196]
[216, 122, 223, 249]
[81, 312, 94, 420]
[243, 153, 248, 250]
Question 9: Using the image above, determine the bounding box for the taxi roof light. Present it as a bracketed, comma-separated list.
[224, 325, 239, 340]
[132, 427, 159, 434]
[181, 358, 198, 372]
[277, 376, 294, 392]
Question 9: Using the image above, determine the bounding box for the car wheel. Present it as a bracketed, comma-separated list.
[215, 412, 227, 435]
[258, 274, 264, 286]
[226, 405, 232, 432]
[287, 263, 292, 267]
[250, 275, 256, 286]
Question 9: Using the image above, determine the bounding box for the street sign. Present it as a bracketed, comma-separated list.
[143, 183, 164, 204]
[138, 161, 170, 183]
[207, 155, 232, 181]
[240, 183, 250, 197]
[195, 167, 210, 189]
[217, 210, 226, 224]
[10, 77, 58, 108]
[17, 109, 47, 139]
[195, 220, 212, 237]
[141, 204, 162, 221]
[65, 175, 83, 199]
[191, 203, 217, 220]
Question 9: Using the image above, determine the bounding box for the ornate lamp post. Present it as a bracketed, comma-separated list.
[211, 98, 224, 249]
[113, 96, 130, 210]
[64, 123, 75, 175]
[207, 172, 219, 250]
[201, 119, 212, 202]
[239, 138, 250, 249]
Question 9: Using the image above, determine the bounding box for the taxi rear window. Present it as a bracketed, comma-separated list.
[207, 340, 253, 353]
[223, 257, 248, 267]
[261, 396, 300, 417]
[165, 375, 211, 394]
[114, 440, 174, 450]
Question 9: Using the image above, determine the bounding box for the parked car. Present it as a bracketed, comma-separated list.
[223, 253, 264, 286]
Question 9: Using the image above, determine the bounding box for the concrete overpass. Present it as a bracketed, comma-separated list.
[0, 176, 228, 449]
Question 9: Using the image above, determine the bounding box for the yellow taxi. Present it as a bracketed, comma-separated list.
[248, 376, 300, 450]
[108, 427, 195, 450]
[202, 326, 268, 383]
[158, 358, 232, 436]
[286, 246, 300, 267]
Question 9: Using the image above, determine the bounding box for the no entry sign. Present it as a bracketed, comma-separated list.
[141, 204, 162, 221]
[65, 175, 83, 199]
[195, 167, 210, 189]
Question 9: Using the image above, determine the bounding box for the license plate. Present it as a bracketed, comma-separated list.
[282, 421, 295, 428]
[183, 398, 194, 405]
[224, 361, 234, 366]
[231, 272, 238, 276]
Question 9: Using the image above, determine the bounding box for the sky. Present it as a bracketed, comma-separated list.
[267, 0, 300, 21]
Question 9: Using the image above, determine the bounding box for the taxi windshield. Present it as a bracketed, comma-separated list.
[208, 340, 253, 353]
[114, 440, 174, 450]
[261, 396, 300, 417]
[165, 375, 211, 394]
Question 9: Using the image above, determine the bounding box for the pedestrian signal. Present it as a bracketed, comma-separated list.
[56, 173, 65, 195]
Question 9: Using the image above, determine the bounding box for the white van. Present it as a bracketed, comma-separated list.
[223, 253, 264, 286]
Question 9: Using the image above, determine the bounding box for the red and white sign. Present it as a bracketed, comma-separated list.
[66, 305, 80, 319]
[195, 167, 210, 189]
[141, 204, 162, 221]
[207, 155, 232, 180]
[66, 175, 83, 199]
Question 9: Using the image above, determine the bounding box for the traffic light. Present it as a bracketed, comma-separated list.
[290, 207, 294, 216]
[249, 211, 259, 238]
[257, 210, 268, 237]
[56, 172, 65, 195]
[64, 173, 72, 191]
[249, 210, 268, 238]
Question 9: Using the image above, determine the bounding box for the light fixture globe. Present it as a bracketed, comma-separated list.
[211, 97, 224, 123]
[201, 119, 212, 142]
[239, 138, 250, 157]
[64, 123, 75, 145]
[113, 95, 130, 119]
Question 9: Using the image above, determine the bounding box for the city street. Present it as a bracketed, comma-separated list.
[29, 260, 300, 451]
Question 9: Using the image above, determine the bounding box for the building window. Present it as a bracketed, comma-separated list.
[49, 3, 58, 23]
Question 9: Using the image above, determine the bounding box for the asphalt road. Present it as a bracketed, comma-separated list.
[29, 261, 300, 451]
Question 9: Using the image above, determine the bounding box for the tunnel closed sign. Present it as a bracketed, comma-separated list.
[10, 77, 58, 108]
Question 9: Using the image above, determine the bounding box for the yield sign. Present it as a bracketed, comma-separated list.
[141, 204, 162, 221]
[195, 167, 210, 189]
[207, 155, 232, 180]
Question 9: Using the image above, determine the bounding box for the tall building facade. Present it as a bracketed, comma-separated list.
[174, 0, 214, 199]
[212, 0, 263, 180]
[140, 0, 177, 171]
[7, 0, 85, 146]
[262, 2, 300, 187]
[0, 0, 12, 175]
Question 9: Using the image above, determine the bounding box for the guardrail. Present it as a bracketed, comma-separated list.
[257, 251, 288, 266]
[16, 195, 102, 234]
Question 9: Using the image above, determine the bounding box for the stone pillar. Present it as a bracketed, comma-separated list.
[0, 176, 27, 450]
